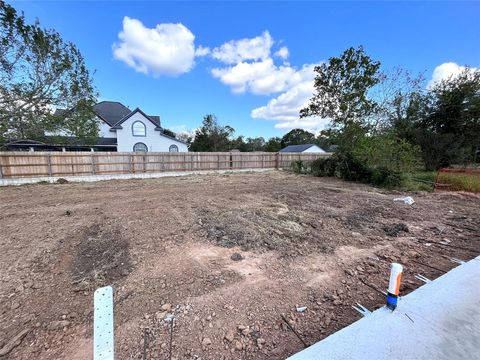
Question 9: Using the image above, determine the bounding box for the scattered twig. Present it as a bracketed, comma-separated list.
[281, 314, 308, 348]
[0, 328, 31, 357]
[358, 278, 387, 296]
[417, 239, 478, 254]
[411, 259, 447, 273]
[169, 318, 174, 360]
[143, 328, 149, 360]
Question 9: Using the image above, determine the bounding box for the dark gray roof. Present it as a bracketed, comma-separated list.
[94, 101, 161, 127]
[279, 144, 321, 153]
[55, 101, 161, 127]
[94, 101, 132, 126]
[148, 115, 161, 126]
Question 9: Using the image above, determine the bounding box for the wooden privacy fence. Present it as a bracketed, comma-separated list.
[0, 151, 330, 179]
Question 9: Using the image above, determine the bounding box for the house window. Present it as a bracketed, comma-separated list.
[132, 121, 146, 136]
[169, 144, 179, 152]
[133, 142, 148, 152]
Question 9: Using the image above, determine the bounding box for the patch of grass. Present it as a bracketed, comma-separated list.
[436, 171, 480, 193]
[402, 171, 436, 192]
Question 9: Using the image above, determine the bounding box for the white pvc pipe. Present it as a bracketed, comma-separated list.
[387, 263, 403, 310]
[388, 263, 403, 296]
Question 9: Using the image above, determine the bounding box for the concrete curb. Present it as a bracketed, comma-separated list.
[0, 168, 276, 186]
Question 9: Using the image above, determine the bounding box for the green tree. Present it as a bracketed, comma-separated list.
[301, 46, 381, 127]
[264, 137, 282, 152]
[422, 68, 480, 167]
[301, 46, 381, 152]
[189, 114, 235, 151]
[281, 128, 315, 147]
[0, 1, 98, 143]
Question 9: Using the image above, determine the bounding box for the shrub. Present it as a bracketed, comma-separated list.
[291, 160, 307, 174]
[334, 153, 373, 182]
[371, 167, 403, 188]
[311, 157, 336, 177]
[309, 153, 404, 188]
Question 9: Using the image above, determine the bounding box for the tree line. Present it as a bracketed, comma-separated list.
[184, 115, 327, 153]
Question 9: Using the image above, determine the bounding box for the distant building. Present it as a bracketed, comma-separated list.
[4, 101, 188, 152]
[279, 144, 326, 153]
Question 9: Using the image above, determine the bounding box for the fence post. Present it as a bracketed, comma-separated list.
[47, 153, 52, 177]
[275, 152, 279, 170]
[130, 154, 134, 173]
[0, 157, 3, 179]
[91, 153, 96, 175]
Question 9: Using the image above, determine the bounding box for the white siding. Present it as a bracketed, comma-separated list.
[115, 111, 188, 152]
[302, 145, 325, 153]
[98, 118, 115, 138]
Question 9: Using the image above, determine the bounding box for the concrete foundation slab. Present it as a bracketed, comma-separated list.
[288, 256, 480, 360]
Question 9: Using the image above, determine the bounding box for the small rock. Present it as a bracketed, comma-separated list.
[11, 301, 21, 310]
[120, 269, 130, 276]
[257, 338, 266, 348]
[224, 330, 235, 342]
[201, 337, 212, 347]
[64, 210, 72, 216]
[155, 311, 167, 321]
[345, 269, 355, 277]
[56, 178, 68, 184]
[296, 306, 307, 313]
[230, 253, 243, 261]
[161, 303, 172, 311]
[48, 320, 71, 330]
[234, 340, 243, 351]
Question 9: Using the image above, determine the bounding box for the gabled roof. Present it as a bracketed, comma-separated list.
[279, 144, 321, 153]
[93, 101, 161, 127]
[94, 101, 132, 126]
[55, 101, 161, 128]
[111, 107, 162, 129]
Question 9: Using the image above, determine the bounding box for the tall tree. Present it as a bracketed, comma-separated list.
[300, 46, 381, 151]
[419, 67, 480, 168]
[281, 129, 316, 147]
[264, 137, 282, 152]
[301, 46, 381, 127]
[0, 1, 98, 143]
[189, 114, 235, 151]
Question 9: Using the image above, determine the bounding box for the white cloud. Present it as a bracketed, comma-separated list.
[211, 31, 273, 64]
[113, 17, 196, 76]
[250, 64, 329, 133]
[209, 31, 325, 132]
[274, 46, 289, 60]
[428, 62, 469, 88]
[195, 45, 211, 57]
[211, 58, 298, 95]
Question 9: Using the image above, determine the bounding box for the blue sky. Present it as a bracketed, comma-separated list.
[10, 1, 480, 138]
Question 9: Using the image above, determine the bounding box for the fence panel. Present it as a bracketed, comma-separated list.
[0, 151, 331, 179]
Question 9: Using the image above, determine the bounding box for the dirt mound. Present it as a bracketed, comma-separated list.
[70, 223, 132, 285]
[383, 223, 409, 237]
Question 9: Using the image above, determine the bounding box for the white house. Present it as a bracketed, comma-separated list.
[7, 101, 188, 152]
[279, 144, 326, 153]
[89, 101, 188, 152]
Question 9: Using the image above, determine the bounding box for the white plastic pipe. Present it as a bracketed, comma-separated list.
[387, 263, 403, 310]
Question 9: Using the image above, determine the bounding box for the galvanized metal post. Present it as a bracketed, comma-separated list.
[94, 286, 114, 360]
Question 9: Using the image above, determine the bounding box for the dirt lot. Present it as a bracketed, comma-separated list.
[0, 171, 479, 359]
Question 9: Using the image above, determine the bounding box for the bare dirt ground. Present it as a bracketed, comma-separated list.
[0, 171, 479, 359]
